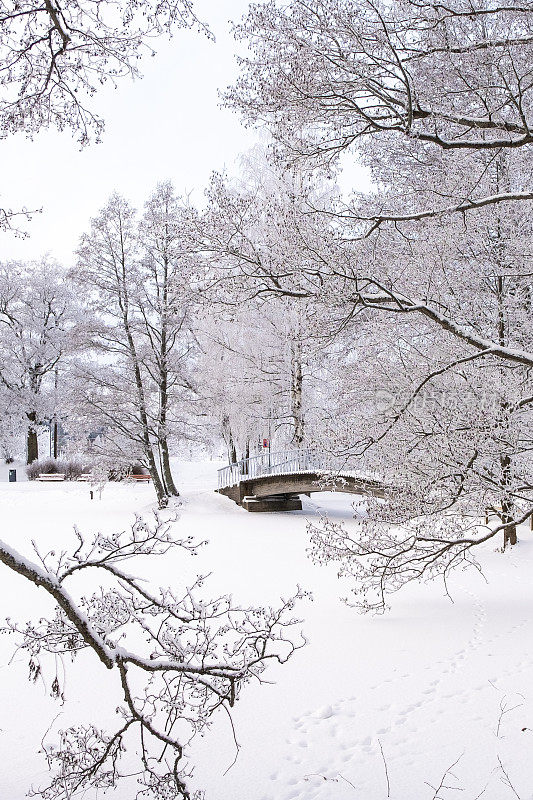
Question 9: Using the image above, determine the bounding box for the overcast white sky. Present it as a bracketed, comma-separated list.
[1, 0, 367, 267]
[1, 0, 261, 265]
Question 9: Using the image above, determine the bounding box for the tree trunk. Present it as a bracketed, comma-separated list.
[503, 522, 517, 548]
[493, 156, 517, 549]
[501, 454, 517, 548]
[53, 368, 59, 459]
[157, 256, 179, 498]
[222, 415, 237, 464]
[290, 337, 304, 446]
[26, 412, 38, 464]
[53, 420, 59, 459]
[160, 440, 179, 497]
[241, 440, 250, 475]
[158, 365, 178, 497]
[121, 280, 169, 509]
[146, 451, 168, 508]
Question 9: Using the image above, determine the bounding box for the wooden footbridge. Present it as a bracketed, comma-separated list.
[217, 449, 386, 512]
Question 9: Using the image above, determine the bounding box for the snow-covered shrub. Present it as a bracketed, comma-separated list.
[63, 458, 91, 481]
[26, 457, 92, 480]
[26, 457, 60, 480]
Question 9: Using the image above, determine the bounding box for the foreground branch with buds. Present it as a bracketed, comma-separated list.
[0, 513, 306, 799]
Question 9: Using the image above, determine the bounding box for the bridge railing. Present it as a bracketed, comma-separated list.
[217, 448, 348, 489]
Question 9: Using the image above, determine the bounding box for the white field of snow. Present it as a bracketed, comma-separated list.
[0, 460, 532, 800]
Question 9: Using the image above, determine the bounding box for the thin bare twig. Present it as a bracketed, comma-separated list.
[378, 738, 391, 798]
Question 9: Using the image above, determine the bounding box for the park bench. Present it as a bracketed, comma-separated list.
[38, 473, 66, 482]
[131, 473, 151, 482]
[77, 474, 92, 481]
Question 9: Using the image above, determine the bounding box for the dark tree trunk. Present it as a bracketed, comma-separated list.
[503, 522, 517, 548]
[53, 368, 59, 459]
[501, 454, 517, 548]
[158, 352, 179, 497]
[53, 420, 59, 459]
[26, 412, 38, 464]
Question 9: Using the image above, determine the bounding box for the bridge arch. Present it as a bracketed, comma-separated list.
[217, 449, 385, 512]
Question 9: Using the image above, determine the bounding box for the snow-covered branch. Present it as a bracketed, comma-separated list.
[1, 513, 306, 798]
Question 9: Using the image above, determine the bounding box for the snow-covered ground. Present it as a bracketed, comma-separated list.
[1, 460, 532, 799]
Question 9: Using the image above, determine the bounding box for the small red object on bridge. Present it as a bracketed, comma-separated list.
[263, 438, 269, 448]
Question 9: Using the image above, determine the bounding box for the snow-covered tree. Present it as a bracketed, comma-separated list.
[191, 160, 340, 460]
[74, 190, 198, 507]
[0, 0, 207, 232]
[0, 258, 78, 463]
[228, 0, 533, 366]
[217, 1, 533, 605]
[230, 1, 533, 161]
[0, 0, 206, 145]
[137, 182, 200, 494]
[198, 294, 334, 460]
